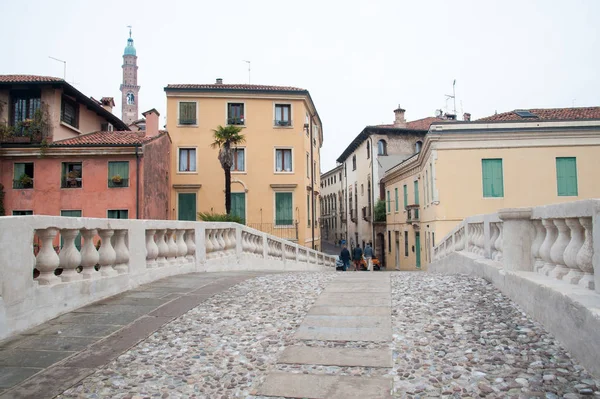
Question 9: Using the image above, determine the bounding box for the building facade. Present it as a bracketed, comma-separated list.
[336, 106, 444, 263]
[382, 107, 600, 271]
[165, 80, 322, 249]
[120, 29, 140, 125]
[319, 164, 343, 245]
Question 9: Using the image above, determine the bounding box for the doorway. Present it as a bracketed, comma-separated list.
[178, 193, 197, 221]
[415, 232, 421, 269]
[395, 231, 400, 270]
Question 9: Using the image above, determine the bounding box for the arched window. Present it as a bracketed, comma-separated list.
[366, 141, 370, 159]
[377, 140, 387, 155]
[415, 140, 423, 153]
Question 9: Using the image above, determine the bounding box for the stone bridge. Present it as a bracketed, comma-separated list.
[0, 207, 598, 398]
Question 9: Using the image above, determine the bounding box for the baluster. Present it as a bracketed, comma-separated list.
[113, 230, 129, 274]
[80, 229, 100, 279]
[59, 229, 82, 282]
[493, 223, 503, 261]
[563, 218, 584, 284]
[539, 219, 557, 275]
[34, 229, 60, 285]
[241, 231, 249, 253]
[468, 224, 474, 253]
[98, 229, 118, 277]
[166, 229, 178, 264]
[145, 229, 159, 268]
[205, 229, 214, 258]
[576, 217, 594, 290]
[223, 229, 233, 255]
[549, 219, 570, 280]
[185, 229, 196, 261]
[210, 229, 220, 257]
[175, 229, 188, 263]
[531, 220, 545, 272]
[156, 229, 169, 267]
[254, 236, 263, 256]
[478, 224, 485, 256]
[216, 229, 226, 256]
[489, 223, 499, 259]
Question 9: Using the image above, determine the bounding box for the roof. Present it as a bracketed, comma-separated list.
[0, 75, 129, 131]
[375, 117, 446, 131]
[52, 131, 167, 146]
[124, 37, 136, 56]
[165, 83, 307, 93]
[478, 107, 600, 122]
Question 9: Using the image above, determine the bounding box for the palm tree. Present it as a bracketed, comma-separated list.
[211, 125, 246, 214]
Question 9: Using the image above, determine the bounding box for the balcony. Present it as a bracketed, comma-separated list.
[227, 117, 245, 126]
[108, 178, 130, 188]
[406, 204, 420, 222]
[178, 118, 197, 125]
[274, 119, 291, 127]
[350, 209, 357, 223]
[13, 178, 34, 189]
[362, 206, 371, 221]
[61, 177, 82, 189]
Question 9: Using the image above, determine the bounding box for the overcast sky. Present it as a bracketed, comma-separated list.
[2, 0, 598, 171]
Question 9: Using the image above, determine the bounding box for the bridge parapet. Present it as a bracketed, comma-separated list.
[0, 216, 335, 340]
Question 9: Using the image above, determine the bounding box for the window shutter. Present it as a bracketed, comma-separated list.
[403, 185, 408, 208]
[14, 163, 25, 179]
[557, 157, 577, 196]
[276, 193, 293, 225]
[482, 159, 503, 197]
[386, 191, 390, 212]
[414, 181, 419, 205]
[492, 160, 503, 197]
[394, 188, 399, 212]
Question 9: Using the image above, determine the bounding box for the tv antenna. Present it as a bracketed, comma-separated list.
[243, 60, 251, 83]
[49, 56, 66, 80]
[445, 79, 457, 115]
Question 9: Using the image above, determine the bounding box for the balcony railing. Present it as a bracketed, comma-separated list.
[108, 178, 130, 188]
[227, 117, 245, 126]
[274, 119, 292, 127]
[61, 178, 82, 188]
[178, 118, 197, 125]
[246, 221, 299, 241]
[362, 206, 371, 221]
[13, 179, 34, 189]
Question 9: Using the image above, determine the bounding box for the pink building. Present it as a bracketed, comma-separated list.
[0, 75, 170, 219]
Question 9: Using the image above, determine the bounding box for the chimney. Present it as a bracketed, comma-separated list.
[463, 112, 471, 122]
[141, 108, 160, 137]
[216, 78, 223, 84]
[393, 105, 407, 128]
[100, 97, 115, 113]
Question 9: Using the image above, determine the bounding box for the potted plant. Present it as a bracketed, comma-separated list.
[66, 170, 81, 187]
[18, 174, 33, 188]
[111, 174, 123, 185]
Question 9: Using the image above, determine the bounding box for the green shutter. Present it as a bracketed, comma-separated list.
[108, 210, 128, 219]
[482, 159, 503, 197]
[179, 102, 196, 123]
[230, 193, 246, 223]
[14, 163, 25, 179]
[386, 191, 390, 212]
[108, 161, 129, 187]
[403, 185, 408, 208]
[556, 157, 578, 196]
[60, 210, 82, 249]
[178, 193, 197, 221]
[414, 180, 419, 205]
[275, 192, 293, 225]
[394, 188, 399, 212]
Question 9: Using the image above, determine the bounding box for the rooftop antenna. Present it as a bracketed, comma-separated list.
[444, 79, 456, 115]
[243, 60, 251, 83]
[48, 56, 66, 80]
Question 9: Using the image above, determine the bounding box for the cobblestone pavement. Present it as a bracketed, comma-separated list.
[55, 272, 599, 398]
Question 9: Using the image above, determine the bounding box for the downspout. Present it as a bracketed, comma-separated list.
[344, 162, 348, 244]
[310, 117, 315, 250]
[135, 145, 140, 219]
[370, 137, 375, 247]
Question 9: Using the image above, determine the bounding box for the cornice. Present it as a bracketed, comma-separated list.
[0, 146, 142, 158]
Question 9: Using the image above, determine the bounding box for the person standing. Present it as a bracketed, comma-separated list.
[352, 245, 363, 271]
[340, 245, 351, 271]
[364, 242, 374, 272]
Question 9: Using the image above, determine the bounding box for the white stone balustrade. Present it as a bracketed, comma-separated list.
[0, 217, 335, 341]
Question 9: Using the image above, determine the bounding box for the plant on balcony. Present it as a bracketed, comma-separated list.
[0, 103, 51, 143]
[211, 125, 246, 215]
[111, 175, 123, 184]
[18, 174, 33, 188]
[197, 211, 244, 224]
[374, 199, 386, 222]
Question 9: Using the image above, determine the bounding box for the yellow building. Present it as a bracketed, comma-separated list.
[165, 79, 322, 249]
[382, 107, 600, 271]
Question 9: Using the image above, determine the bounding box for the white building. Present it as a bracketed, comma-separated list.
[319, 164, 343, 245]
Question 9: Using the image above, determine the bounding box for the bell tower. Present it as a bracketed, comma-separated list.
[120, 27, 140, 125]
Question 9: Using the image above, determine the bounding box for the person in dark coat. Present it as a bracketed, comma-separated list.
[340, 245, 351, 271]
[352, 245, 363, 271]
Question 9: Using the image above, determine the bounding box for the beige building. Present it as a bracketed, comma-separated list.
[165, 79, 323, 249]
[382, 107, 600, 271]
[336, 106, 449, 264]
[319, 164, 343, 245]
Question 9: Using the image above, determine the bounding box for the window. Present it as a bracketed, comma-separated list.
[179, 102, 197, 125]
[352, 155, 356, 171]
[404, 231, 409, 256]
[108, 161, 129, 187]
[361, 184, 364, 196]
[403, 184, 408, 208]
[314, 161, 317, 181]
[388, 230, 391, 252]
[425, 170, 429, 204]
[275, 149, 292, 172]
[394, 187, 399, 212]
[13, 162, 34, 189]
[61, 210, 82, 249]
[305, 113, 309, 135]
[61, 96, 79, 128]
[414, 180, 419, 205]
[366, 141, 370, 159]
[432, 232, 435, 247]
[231, 148, 245, 172]
[275, 104, 291, 126]
[11, 90, 41, 129]
[386, 190, 391, 213]
[179, 148, 197, 172]
[107, 210, 129, 219]
[415, 140, 423, 153]
[378, 140, 387, 155]
[275, 192, 293, 225]
[62, 162, 82, 188]
[307, 194, 311, 227]
[556, 157, 578, 196]
[227, 103, 244, 125]
[306, 153, 310, 177]
[430, 162, 434, 201]
[13, 210, 33, 216]
[230, 193, 246, 222]
[482, 159, 504, 198]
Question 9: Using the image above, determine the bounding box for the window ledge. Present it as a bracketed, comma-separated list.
[274, 171, 294, 174]
[176, 125, 199, 128]
[60, 121, 81, 134]
[227, 125, 247, 128]
[177, 171, 198, 174]
[273, 125, 294, 129]
[232, 171, 247, 175]
[108, 186, 130, 189]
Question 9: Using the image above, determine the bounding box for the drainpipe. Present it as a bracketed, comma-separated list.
[370, 137, 375, 247]
[135, 145, 140, 219]
[344, 162, 348, 245]
[310, 117, 315, 250]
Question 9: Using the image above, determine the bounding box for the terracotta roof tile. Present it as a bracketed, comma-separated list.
[52, 131, 167, 146]
[0, 75, 63, 83]
[478, 107, 600, 121]
[166, 83, 306, 92]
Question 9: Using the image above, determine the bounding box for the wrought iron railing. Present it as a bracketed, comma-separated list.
[13, 179, 34, 189]
[227, 117, 245, 125]
[178, 118, 197, 125]
[246, 221, 298, 241]
[108, 178, 130, 188]
[274, 119, 291, 127]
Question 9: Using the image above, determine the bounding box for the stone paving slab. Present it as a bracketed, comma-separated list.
[0, 367, 41, 389]
[254, 372, 392, 399]
[295, 325, 392, 341]
[26, 323, 123, 338]
[13, 336, 97, 351]
[324, 285, 391, 293]
[278, 346, 392, 367]
[0, 349, 75, 368]
[308, 306, 391, 316]
[302, 315, 391, 329]
[313, 293, 390, 307]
